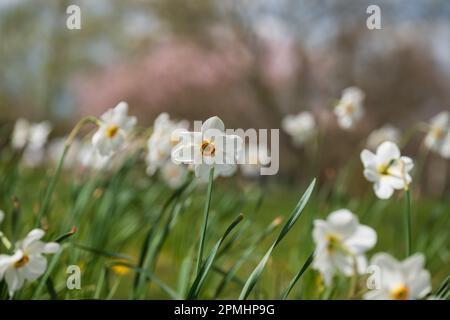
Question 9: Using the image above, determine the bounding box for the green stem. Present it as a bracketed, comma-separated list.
[35, 116, 99, 228]
[196, 166, 215, 276]
[404, 189, 412, 257]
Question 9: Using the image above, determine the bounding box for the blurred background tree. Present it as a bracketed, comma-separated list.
[0, 0, 449, 193]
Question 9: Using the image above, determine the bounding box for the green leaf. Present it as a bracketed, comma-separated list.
[239, 179, 316, 300]
[280, 252, 314, 300]
[187, 213, 244, 300]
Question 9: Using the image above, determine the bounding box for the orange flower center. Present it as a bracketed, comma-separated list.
[201, 140, 216, 157]
[391, 285, 409, 300]
[14, 255, 29, 269]
[106, 125, 119, 138]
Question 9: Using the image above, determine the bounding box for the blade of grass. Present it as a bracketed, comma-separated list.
[239, 179, 316, 300]
[73, 243, 133, 261]
[187, 213, 244, 300]
[214, 217, 281, 298]
[280, 252, 314, 300]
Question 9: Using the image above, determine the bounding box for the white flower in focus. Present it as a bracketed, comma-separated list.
[360, 141, 413, 199]
[92, 102, 137, 157]
[0, 229, 60, 297]
[424, 111, 450, 159]
[240, 143, 271, 177]
[146, 113, 188, 175]
[334, 87, 365, 129]
[364, 253, 431, 300]
[312, 209, 377, 286]
[172, 116, 243, 182]
[282, 111, 316, 146]
[161, 162, 188, 189]
[367, 125, 401, 151]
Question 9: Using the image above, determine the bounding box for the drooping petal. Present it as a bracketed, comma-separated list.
[5, 268, 24, 297]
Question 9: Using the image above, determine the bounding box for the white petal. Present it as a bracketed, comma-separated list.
[376, 141, 400, 165]
[360, 149, 376, 167]
[43, 242, 60, 254]
[408, 270, 431, 299]
[201, 116, 225, 133]
[24, 255, 47, 281]
[345, 225, 377, 254]
[374, 180, 394, 199]
[23, 229, 45, 249]
[370, 253, 403, 290]
[5, 268, 24, 297]
[327, 209, 358, 238]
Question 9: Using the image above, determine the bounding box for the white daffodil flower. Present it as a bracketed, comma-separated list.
[240, 143, 271, 177]
[160, 162, 188, 189]
[281, 111, 316, 146]
[334, 87, 365, 129]
[367, 125, 401, 151]
[312, 209, 377, 286]
[146, 113, 188, 176]
[92, 102, 137, 157]
[172, 116, 243, 182]
[0, 229, 60, 297]
[360, 141, 413, 199]
[424, 111, 450, 159]
[364, 253, 431, 300]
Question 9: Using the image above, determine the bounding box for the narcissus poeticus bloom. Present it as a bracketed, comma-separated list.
[312, 209, 377, 285]
[364, 253, 431, 300]
[92, 102, 137, 157]
[360, 141, 413, 199]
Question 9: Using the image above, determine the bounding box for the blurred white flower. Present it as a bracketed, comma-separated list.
[281, 111, 316, 146]
[161, 162, 188, 189]
[364, 253, 431, 300]
[334, 87, 365, 129]
[146, 113, 188, 176]
[11, 118, 30, 149]
[172, 116, 243, 182]
[361, 141, 413, 199]
[367, 125, 401, 150]
[312, 209, 377, 286]
[240, 143, 271, 177]
[0, 229, 60, 297]
[11, 119, 52, 167]
[92, 102, 137, 157]
[78, 142, 111, 170]
[424, 111, 450, 159]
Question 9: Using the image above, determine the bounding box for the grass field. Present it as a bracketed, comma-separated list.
[0, 140, 448, 299]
